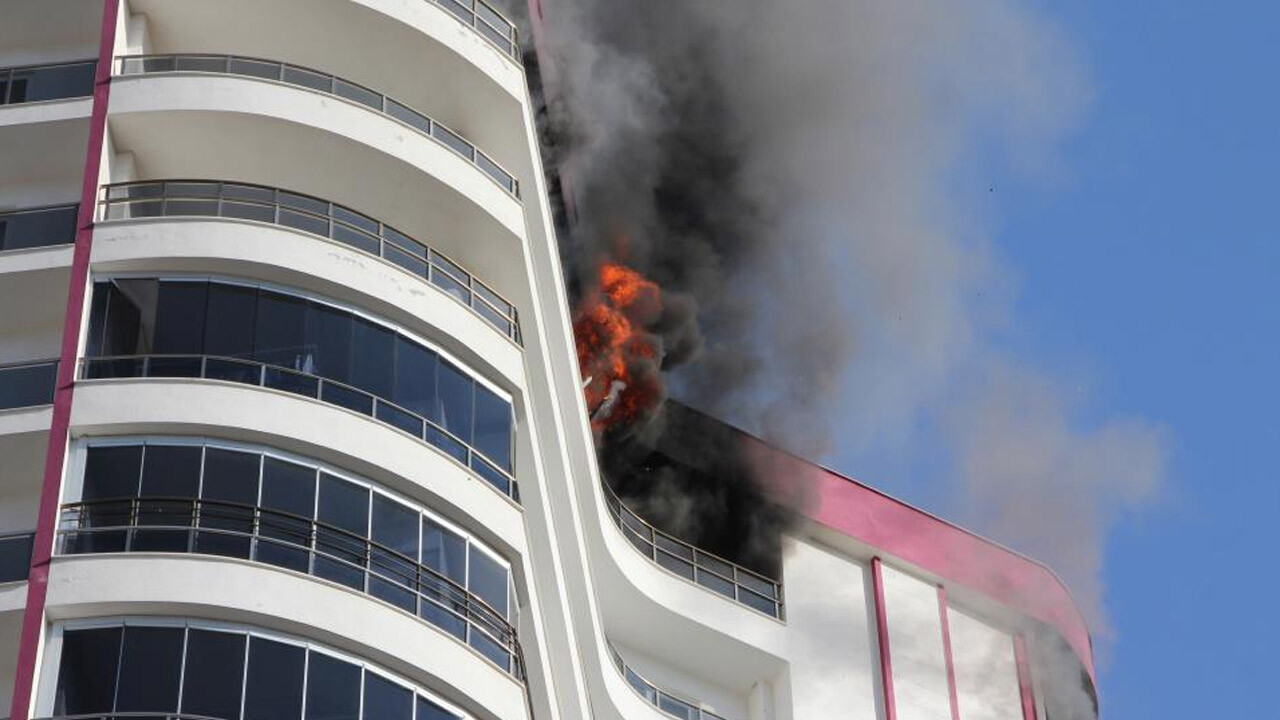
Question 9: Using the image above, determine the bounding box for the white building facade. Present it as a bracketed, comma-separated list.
[0, 2, 1097, 720]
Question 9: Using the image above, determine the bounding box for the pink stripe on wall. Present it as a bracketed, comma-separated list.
[7, 2, 119, 718]
[747, 436, 1095, 682]
[937, 585, 962, 720]
[1014, 635, 1039, 720]
[871, 558, 898, 720]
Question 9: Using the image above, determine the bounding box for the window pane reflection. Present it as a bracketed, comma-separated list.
[86, 279, 515, 475]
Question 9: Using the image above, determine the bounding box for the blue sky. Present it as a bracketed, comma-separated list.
[838, 2, 1278, 716]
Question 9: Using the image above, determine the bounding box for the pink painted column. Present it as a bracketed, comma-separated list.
[937, 585, 962, 720]
[1014, 635, 1039, 720]
[871, 558, 898, 720]
[6, 2, 119, 718]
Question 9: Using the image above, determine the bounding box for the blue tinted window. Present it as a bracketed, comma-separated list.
[204, 283, 258, 358]
[363, 672, 413, 720]
[115, 626, 184, 712]
[305, 652, 360, 720]
[82, 445, 142, 499]
[153, 281, 208, 354]
[306, 301, 353, 384]
[254, 290, 308, 370]
[350, 317, 393, 397]
[473, 385, 512, 471]
[243, 636, 305, 720]
[418, 696, 462, 720]
[421, 520, 466, 584]
[392, 336, 436, 418]
[182, 629, 246, 719]
[55, 627, 122, 715]
[469, 549, 509, 618]
[436, 361, 473, 445]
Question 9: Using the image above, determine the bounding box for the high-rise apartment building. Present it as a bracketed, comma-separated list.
[0, 2, 1097, 719]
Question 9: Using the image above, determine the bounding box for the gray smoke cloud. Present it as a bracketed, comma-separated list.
[512, 0, 1167, 704]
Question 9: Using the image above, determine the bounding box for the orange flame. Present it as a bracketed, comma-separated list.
[574, 262, 664, 432]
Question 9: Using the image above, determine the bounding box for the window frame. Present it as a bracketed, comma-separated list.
[40, 617, 471, 720]
[86, 273, 517, 474]
[63, 436, 516, 606]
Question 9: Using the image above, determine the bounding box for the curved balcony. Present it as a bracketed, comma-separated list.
[602, 484, 783, 619]
[609, 644, 733, 720]
[116, 55, 520, 198]
[431, 0, 521, 60]
[79, 354, 518, 502]
[58, 497, 522, 677]
[98, 180, 520, 343]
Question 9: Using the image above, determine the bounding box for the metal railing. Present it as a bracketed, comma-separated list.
[0, 59, 95, 105]
[0, 531, 36, 583]
[0, 359, 59, 411]
[59, 497, 523, 678]
[0, 204, 78, 251]
[78, 354, 518, 502]
[603, 484, 784, 619]
[435, 0, 520, 60]
[609, 644, 731, 720]
[116, 54, 520, 198]
[99, 180, 520, 343]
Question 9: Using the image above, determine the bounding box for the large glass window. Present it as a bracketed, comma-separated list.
[205, 282, 259, 358]
[182, 628, 247, 719]
[244, 636, 306, 720]
[54, 622, 466, 720]
[258, 456, 316, 574]
[115, 626, 184, 712]
[54, 626, 121, 715]
[85, 279, 514, 475]
[315, 472, 370, 591]
[0, 205, 77, 251]
[62, 439, 518, 674]
[197, 447, 260, 559]
[307, 652, 362, 720]
[3, 61, 95, 104]
[134, 444, 202, 552]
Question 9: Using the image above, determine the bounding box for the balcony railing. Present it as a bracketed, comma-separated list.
[603, 483, 784, 619]
[116, 54, 520, 198]
[0, 204, 78, 251]
[79, 354, 519, 502]
[435, 0, 520, 60]
[0, 60, 95, 105]
[99, 180, 520, 343]
[59, 497, 524, 678]
[0, 531, 36, 583]
[0, 359, 58, 411]
[609, 644, 731, 720]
